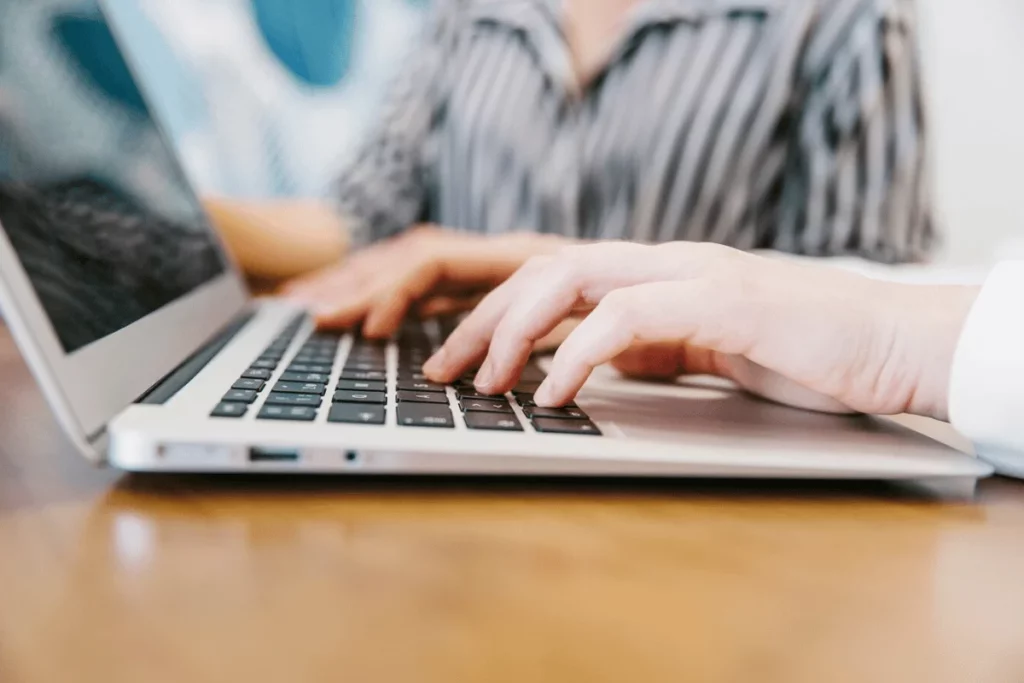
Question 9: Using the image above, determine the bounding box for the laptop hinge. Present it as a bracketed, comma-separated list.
[136, 307, 259, 406]
[87, 427, 110, 464]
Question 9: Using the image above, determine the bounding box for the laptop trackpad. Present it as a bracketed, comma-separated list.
[574, 366, 894, 445]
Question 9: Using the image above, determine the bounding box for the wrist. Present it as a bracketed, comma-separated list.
[892, 285, 981, 420]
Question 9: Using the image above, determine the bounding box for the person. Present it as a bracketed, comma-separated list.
[215, 0, 934, 334]
[419, 242, 1024, 475]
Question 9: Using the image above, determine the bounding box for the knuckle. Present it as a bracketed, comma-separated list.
[550, 246, 591, 284]
[598, 289, 636, 325]
[522, 254, 554, 275]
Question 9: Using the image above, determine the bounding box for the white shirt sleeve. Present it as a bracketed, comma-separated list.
[949, 261, 1024, 477]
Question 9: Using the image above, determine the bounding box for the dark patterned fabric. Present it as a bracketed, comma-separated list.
[336, 0, 935, 263]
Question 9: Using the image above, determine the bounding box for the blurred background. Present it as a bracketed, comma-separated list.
[99, 0, 1021, 268]
[918, 0, 1024, 265]
[8, 0, 1017, 270]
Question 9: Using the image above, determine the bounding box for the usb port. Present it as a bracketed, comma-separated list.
[248, 447, 300, 463]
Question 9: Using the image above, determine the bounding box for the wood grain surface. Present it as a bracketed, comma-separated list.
[2, 327, 1024, 683]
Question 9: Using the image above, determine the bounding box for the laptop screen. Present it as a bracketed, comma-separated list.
[0, 0, 227, 354]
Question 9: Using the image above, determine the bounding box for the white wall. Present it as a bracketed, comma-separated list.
[918, 1, 1024, 265]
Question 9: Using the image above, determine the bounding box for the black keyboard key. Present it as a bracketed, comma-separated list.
[349, 341, 386, 353]
[460, 398, 514, 414]
[513, 382, 542, 395]
[259, 353, 284, 362]
[333, 390, 387, 405]
[464, 412, 523, 432]
[532, 418, 601, 435]
[222, 389, 259, 403]
[280, 372, 331, 383]
[288, 363, 334, 374]
[251, 359, 278, 369]
[328, 404, 386, 425]
[299, 349, 336, 358]
[397, 403, 454, 429]
[232, 378, 265, 391]
[241, 368, 273, 380]
[258, 405, 318, 422]
[397, 381, 446, 393]
[302, 347, 338, 357]
[515, 394, 576, 410]
[264, 392, 322, 407]
[337, 380, 386, 392]
[397, 371, 428, 382]
[273, 382, 326, 395]
[397, 391, 449, 404]
[308, 333, 342, 343]
[211, 402, 247, 418]
[525, 406, 588, 420]
[347, 352, 387, 364]
[457, 389, 505, 401]
[293, 355, 336, 365]
[341, 370, 387, 381]
[344, 361, 387, 372]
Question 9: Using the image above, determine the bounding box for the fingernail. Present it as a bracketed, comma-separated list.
[423, 347, 447, 375]
[474, 359, 495, 391]
[534, 380, 557, 407]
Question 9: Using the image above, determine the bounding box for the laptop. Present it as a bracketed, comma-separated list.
[0, 0, 993, 488]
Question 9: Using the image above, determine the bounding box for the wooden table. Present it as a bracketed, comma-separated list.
[3, 328, 1024, 683]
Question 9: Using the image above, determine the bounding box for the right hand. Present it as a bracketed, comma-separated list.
[281, 226, 571, 338]
[424, 242, 980, 420]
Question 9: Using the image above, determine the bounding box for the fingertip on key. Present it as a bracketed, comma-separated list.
[533, 381, 559, 408]
[422, 348, 448, 379]
[473, 359, 496, 394]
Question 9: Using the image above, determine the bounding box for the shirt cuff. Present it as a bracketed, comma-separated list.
[949, 261, 1024, 474]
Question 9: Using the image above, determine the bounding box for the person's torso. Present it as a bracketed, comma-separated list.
[424, 0, 814, 249]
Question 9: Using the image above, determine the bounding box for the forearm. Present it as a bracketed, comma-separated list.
[203, 197, 351, 281]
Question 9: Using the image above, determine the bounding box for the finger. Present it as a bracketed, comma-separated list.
[610, 342, 726, 379]
[422, 268, 534, 383]
[534, 281, 747, 406]
[533, 317, 584, 353]
[474, 243, 694, 393]
[284, 262, 380, 324]
[362, 257, 444, 338]
[417, 293, 486, 319]
[427, 241, 745, 384]
[284, 233, 416, 316]
[610, 342, 684, 379]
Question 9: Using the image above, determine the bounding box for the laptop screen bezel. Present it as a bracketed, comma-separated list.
[0, 0, 251, 445]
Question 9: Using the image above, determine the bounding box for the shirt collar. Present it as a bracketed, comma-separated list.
[464, 0, 778, 97]
[466, 0, 779, 27]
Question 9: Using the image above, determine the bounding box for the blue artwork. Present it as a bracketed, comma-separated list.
[109, 0, 429, 198]
[251, 0, 358, 88]
[52, 14, 149, 117]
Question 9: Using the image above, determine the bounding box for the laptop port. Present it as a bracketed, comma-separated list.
[248, 447, 300, 463]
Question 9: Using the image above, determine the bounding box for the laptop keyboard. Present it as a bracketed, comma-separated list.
[209, 315, 601, 436]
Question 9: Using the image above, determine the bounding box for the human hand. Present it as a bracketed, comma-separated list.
[281, 226, 570, 338]
[423, 243, 980, 420]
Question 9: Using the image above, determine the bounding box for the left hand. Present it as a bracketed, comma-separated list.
[282, 226, 570, 338]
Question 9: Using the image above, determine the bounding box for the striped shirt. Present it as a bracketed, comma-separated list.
[336, 0, 934, 263]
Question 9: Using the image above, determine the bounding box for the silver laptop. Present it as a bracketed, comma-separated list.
[0, 0, 993, 486]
